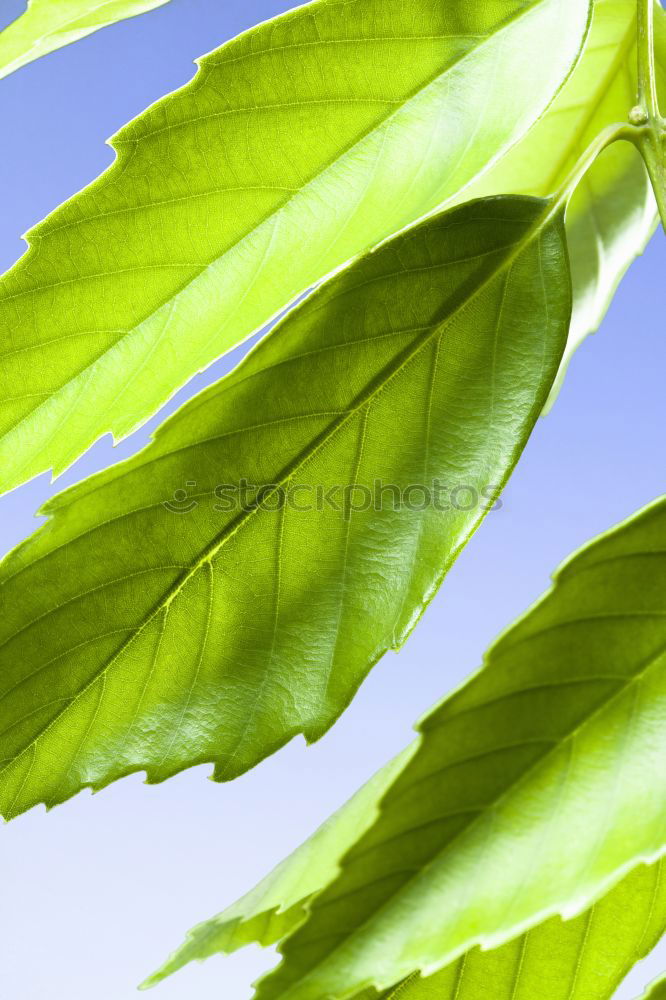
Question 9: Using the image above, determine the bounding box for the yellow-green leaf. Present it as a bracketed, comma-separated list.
[461, 0, 666, 408]
[0, 0, 170, 80]
[146, 765, 665, 1000]
[255, 496, 666, 1000]
[374, 861, 666, 1000]
[0, 195, 570, 819]
[143, 748, 415, 986]
[0, 0, 590, 494]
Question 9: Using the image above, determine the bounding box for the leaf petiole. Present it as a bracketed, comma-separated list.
[638, 0, 661, 116]
[634, 0, 666, 229]
[551, 123, 636, 211]
[556, 0, 666, 232]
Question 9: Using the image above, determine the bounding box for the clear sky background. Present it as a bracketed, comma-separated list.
[0, 1, 664, 998]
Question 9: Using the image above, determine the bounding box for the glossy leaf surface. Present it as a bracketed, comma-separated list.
[0, 196, 570, 819]
[255, 496, 666, 1000]
[0, 0, 590, 493]
[0, 0, 170, 79]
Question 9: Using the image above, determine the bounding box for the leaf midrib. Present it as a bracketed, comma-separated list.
[0, 228, 540, 595]
[279, 611, 666, 1000]
[0, 0, 554, 445]
[0, 199, 557, 786]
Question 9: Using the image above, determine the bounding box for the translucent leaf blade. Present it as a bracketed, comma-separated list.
[0, 0, 590, 493]
[0, 195, 570, 818]
[0, 0, 171, 79]
[254, 496, 666, 1000]
[460, 0, 666, 407]
[146, 766, 666, 998]
[375, 861, 666, 1000]
[143, 748, 415, 987]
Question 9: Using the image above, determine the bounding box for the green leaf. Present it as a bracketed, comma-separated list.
[0, 0, 171, 80]
[0, 0, 590, 495]
[640, 974, 666, 1000]
[254, 495, 666, 1000]
[460, 0, 666, 409]
[143, 748, 416, 987]
[145, 762, 665, 998]
[374, 860, 666, 1000]
[0, 195, 570, 819]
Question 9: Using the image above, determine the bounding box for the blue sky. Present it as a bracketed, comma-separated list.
[0, 1, 664, 997]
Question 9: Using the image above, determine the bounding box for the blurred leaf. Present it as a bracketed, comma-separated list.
[0, 195, 570, 818]
[0, 0, 170, 79]
[462, 0, 666, 408]
[0, 0, 590, 494]
[254, 496, 666, 1000]
[639, 974, 666, 999]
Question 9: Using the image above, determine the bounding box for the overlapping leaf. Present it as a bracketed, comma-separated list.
[253, 496, 666, 1000]
[149, 864, 666, 1000]
[0, 0, 590, 494]
[462, 0, 666, 406]
[146, 764, 665, 999]
[640, 974, 666, 999]
[144, 748, 416, 986]
[0, 195, 570, 819]
[371, 860, 666, 1000]
[0, 0, 171, 79]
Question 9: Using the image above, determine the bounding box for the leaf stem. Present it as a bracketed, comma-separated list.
[552, 124, 636, 210]
[634, 0, 666, 230]
[549, 3, 666, 227]
[637, 0, 660, 115]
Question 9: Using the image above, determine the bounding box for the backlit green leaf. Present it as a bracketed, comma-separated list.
[143, 748, 416, 987]
[254, 495, 666, 1000]
[0, 195, 570, 819]
[0, 0, 170, 80]
[146, 762, 665, 998]
[461, 0, 666, 408]
[0, 0, 590, 494]
[373, 860, 666, 1000]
